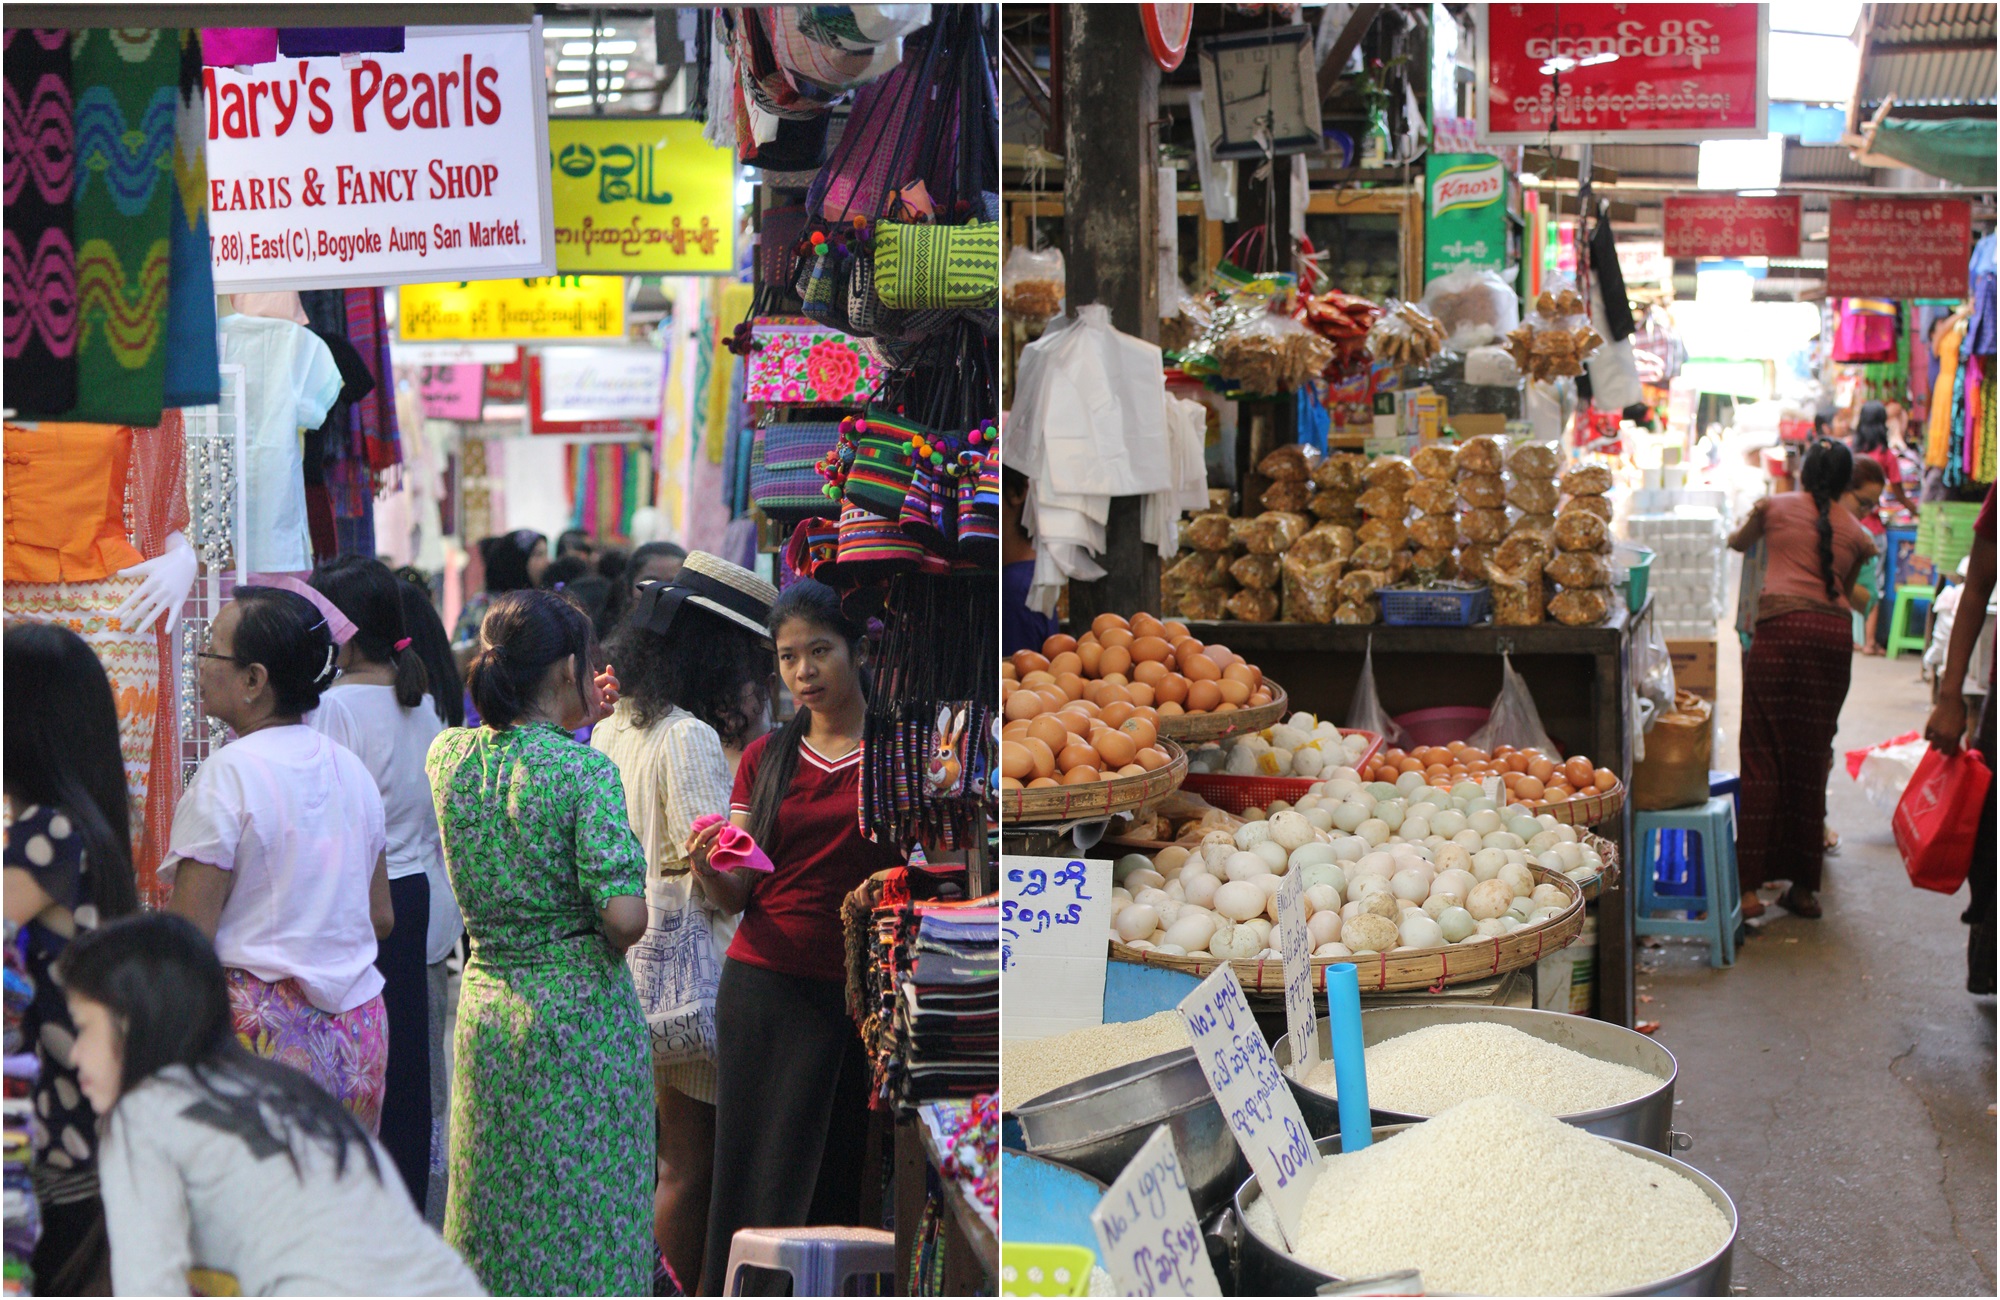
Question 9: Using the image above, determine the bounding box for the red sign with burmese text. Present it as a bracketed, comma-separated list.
[1827, 199, 1972, 300]
[1479, 4, 1766, 143]
[1663, 195, 1801, 260]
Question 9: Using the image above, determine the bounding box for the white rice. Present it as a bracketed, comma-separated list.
[1000, 1011, 1191, 1112]
[1241, 1096, 1731, 1295]
[1301, 1022, 1662, 1117]
[1086, 1265, 1117, 1296]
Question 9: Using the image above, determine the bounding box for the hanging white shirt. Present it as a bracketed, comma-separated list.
[220, 314, 343, 574]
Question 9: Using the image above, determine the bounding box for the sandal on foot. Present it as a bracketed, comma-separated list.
[1741, 892, 1767, 920]
[1781, 887, 1822, 918]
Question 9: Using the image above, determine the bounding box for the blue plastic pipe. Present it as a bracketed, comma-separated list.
[1325, 963, 1371, 1151]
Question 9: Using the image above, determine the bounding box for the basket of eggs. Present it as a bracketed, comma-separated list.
[998, 667, 1188, 824]
[1358, 741, 1625, 828]
[1027, 611, 1287, 746]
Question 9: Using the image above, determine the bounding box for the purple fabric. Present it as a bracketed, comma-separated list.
[276, 28, 406, 58]
[200, 29, 277, 66]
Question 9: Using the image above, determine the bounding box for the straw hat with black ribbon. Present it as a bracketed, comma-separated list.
[628, 551, 778, 642]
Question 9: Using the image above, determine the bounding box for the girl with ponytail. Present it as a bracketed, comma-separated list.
[691, 579, 902, 1296]
[1728, 439, 1876, 920]
[306, 557, 451, 1216]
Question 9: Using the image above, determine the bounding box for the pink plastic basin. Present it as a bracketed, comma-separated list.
[1392, 706, 1491, 749]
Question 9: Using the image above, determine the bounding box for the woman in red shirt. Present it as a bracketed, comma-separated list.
[1729, 440, 1877, 921]
[689, 579, 899, 1295]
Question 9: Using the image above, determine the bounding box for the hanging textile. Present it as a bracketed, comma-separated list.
[1928, 319, 1965, 468]
[3, 29, 79, 415]
[1967, 233, 1996, 359]
[69, 28, 177, 427]
[162, 30, 219, 408]
[344, 287, 402, 473]
[199, 28, 277, 66]
[276, 28, 406, 58]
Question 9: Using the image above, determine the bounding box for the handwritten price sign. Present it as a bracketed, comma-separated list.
[1090, 1126, 1223, 1297]
[1001, 857, 1112, 1043]
[1177, 965, 1323, 1249]
[1274, 871, 1321, 1081]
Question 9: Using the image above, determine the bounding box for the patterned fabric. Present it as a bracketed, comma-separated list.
[161, 30, 217, 409]
[343, 287, 401, 475]
[425, 722, 653, 1297]
[844, 415, 920, 518]
[1738, 610, 1852, 895]
[4, 576, 160, 901]
[810, 35, 924, 222]
[3, 29, 78, 414]
[872, 221, 998, 311]
[69, 29, 175, 427]
[753, 422, 843, 517]
[836, 503, 922, 577]
[225, 968, 388, 1135]
[127, 413, 188, 895]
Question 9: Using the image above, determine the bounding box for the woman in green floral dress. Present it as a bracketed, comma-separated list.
[427, 590, 653, 1294]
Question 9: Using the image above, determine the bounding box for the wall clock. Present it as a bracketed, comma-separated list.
[1196, 24, 1323, 160]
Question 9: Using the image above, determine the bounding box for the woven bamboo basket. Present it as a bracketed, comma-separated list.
[1002, 739, 1189, 825]
[1108, 864, 1586, 994]
[1528, 778, 1626, 828]
[1573, 829, 1621, 900]
[1155, 682, 1290, 745]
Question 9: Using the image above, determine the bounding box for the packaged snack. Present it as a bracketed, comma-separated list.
[1217, 312, 1337, 395]
[1412, 444, 1458, 480]
[1548, 586, 1612, 626]
[1560, 464, 1615, 496]
[1505, 477, 1562, 515]
[1355, 518, 1410, 551]
[1001, 245, 1065, 320]
[1508, 442, 1561, 478]
[1410, 513, 1460, 551]
[1363, 457, 1417, 493]
[1545, 550, 1612, 589]
[1503, 283, 1604, 381]
[1338, 568, 1388, 604]
[1561, 493, 1615, 523]
[1261, 479, 1313, 513]
[1509, 512, 1558, 539]
[1365, 300, 1448, 366]
[1309, 488, 1364, 522]
[1452, 435, 1506, 477]
[1186, 513, 1236, 552]
[1241, 511, 1311, 555]
[1178, 586, 1232, 620]
[1387, 550, 1415, 582]
[1229, 553, 1282, 591]
[1408, 479, 1459, 516]
[1459, 507, 1510, 544]
[1257, 442, 1314, 483]
[1334, 599, 1380, 625]
[1420, 266, 1520, 351]
[1226, 586, 1281, 622]
[1494, 532, 1556, 574]
[1208, 488, 1234, 513]
[1554, 509, 1609, 551]
[1356, 485, 1409, 519]
[1458, 542, 1498, 582]
[1292, 523, 1356, 566]
[1456, 473, 1507, 509]
[1350, 541, 1396, 572]
[1164, 550, 1217, 587]
[1282, 554, 1341, 624]
[1488, 561, 1545, 627]
[1409, 547, 1459, 581]
[1313, 452, 1369, 492]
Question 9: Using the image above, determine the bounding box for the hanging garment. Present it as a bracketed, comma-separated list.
[162, 30, 219, 409]
[198, 28, 277, 65]
[68, 29, 177, 427]
[1587, 210, 1634, 341]
[344, 287, 401, 473]
[1969, 233, 1997, 359]
[3, 30, 79, 415]
[220, 313, 343, 572]
[1928, 320, 1964, 468]
[276, 28, 405, 57]
[1833, 301, 1900, 363]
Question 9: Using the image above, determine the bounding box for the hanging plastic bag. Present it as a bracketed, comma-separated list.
[1845, 733, 1931, 814]
[1002, 244, 1065, 321]
[1893, 746, 1993, 893]
[1345, 636, 1409, 749]
[1466, 652, 1560, 756]
[1420, 265, 1521, 351]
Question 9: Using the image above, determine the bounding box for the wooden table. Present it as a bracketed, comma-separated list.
[1178, 608, 1642, 1028]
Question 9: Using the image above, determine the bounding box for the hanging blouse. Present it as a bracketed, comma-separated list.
[2, 423, 145, 583]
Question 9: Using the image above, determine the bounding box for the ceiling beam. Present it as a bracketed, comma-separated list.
[1001, 32, 1053, 133]
[1874, 101, 2000, 120]
[1316, 3, 1384, 103]
[1870, 36, 1999, 55]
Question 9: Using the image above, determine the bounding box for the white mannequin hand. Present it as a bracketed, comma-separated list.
[112, 531, 198, 637]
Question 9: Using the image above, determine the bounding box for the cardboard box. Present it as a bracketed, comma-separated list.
[1453, 412, 1508, 436]
[1667, 638, 1718, 701]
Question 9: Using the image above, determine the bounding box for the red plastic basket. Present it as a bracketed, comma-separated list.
[1178, 730, 1382, 813]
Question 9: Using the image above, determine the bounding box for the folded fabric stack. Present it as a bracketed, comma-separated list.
[865, 895, 997, 1109]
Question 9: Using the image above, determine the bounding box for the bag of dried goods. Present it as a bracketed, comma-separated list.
[1227, 586, 1280, 621]
[1261, 478, 1313, 513]
[1489, 560, 1545, 626]
[1554, 510, 1608, 551]
[1310, 488, 1363, 521]
[1412, 445, 1457, 480]
[1458, 542, 1497, 581]
[1177, 586, 1232, 620]
[1462, 343, 1523, 386]
[1509, 512, 1557, 539]
[1283, 554, 1341, 623]
[1494, 532, 1555, 574]
[1562, 494, 1614, 523]
[1356, 517, 1410, 550]
[1408, 479, 1458, 516]
[1506, 477, 1561, 515]
[1504, 283, 1602, 381]
[1338, 568, 1388, 603]
[1452, 435, 1505, 476]
[1410, 547, 1459, 581]
[1460, 508, 1509, 544]
[1207, 488, 1233, 513]
[1456, 474, 1507, 509]
[1365, 300, 1447, 366]
[1291, 522, 1355, 566]
[1632, 692, 1714, 811]
[1001, 245, 1065, 320]
[1386, 551, 1415, 582]
[1410, 514, 1460, 551]
[1545, 550, 1612, 589]
[1313, 452, 1368, 491]
[1257, 442, 1315, 482]
[1229, 552, 1283, 590]
[1356, 485, 1410, 519]
[1420, 265, 1520, 350]
[1561, 464, 1614, 496]
[1548, 586, 1612, 626]
[1508, 442, 1561, 478]
[1242, 511, 1311, 555]
[1350, 541, 1396, 572]
[1217, 311, 1337, 395]
[1186, 512, 1236, 551]
[1363, 456, 1417, 493]
[1335, 600, 1380, 624]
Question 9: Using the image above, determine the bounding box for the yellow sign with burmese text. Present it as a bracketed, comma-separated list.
[549, 119, 736, 274]
[397, 276, 626, 342]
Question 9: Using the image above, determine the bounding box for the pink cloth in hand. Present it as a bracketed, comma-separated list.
[690, 814, 775, 873]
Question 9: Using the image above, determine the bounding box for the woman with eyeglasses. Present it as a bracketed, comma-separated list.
[164, 585, 394, 1129]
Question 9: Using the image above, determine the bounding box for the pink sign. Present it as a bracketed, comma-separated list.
[419, 365, 485, 421]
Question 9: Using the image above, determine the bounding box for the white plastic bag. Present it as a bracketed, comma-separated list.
[1421, 265, 1521, 351]
[1014, 304, 1172, 498]
[1857, 738, 1931, 814]
[1345, 636, 1410, 748]
[1585, 283, 1643, 409]
[1466, 652, 1560, 756]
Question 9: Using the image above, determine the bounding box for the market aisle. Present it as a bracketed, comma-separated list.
[1644, 646, 1995, 1296]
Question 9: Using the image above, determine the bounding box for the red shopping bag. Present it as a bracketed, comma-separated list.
[1892, 746, 1993, 893]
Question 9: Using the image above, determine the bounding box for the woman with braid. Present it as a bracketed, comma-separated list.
[1728, 440, 1874, 920]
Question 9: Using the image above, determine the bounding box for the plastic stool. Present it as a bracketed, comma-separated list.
[723, 1226, 896, 1296]
[1886, 584, 1934, 659]
[1634, 797, 1743, 969]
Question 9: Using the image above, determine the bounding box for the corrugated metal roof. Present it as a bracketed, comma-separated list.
[1861, 3, 1998, 108]
[1783, 145, 1873, 181]
[1592, 144, 1699, 179]
[1868, 3, 1998, 41]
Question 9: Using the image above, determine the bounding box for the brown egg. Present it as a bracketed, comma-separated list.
[1027, 716, 1070, 754]
[1098, 645, 1134, 679]
[1092, 683, 1132, 709]
[1425, 763, 1450, 779]
[1594, 768, 1619, 792]
[1249, 689, 1272, 706]
[1174, 639, 1208, 672]
[1062, 764, 1100, 785]
[1095, 729, 1138, 768]
[1027, 776, 1061, 788]
[1163, 619, 1191, 640]
[1184, 654, 1222, 682]
[1000, 662, 1017, 682]
[1011, 650, 1050, 676]
[1020, 737, 1056, 779]
[1383, 747, 1407, 762]
[1133, 659, 1169, 687]
[1130, 612, 1165, 638]
[1041, 633, 1078, 658]
[1001, 719, 1031, 742]
[1491, 744, 1514, 758]
[1100, 627, 1135, 651]
[1000, 776, 1023, 791]
[1565, 756, 1596, 787]
[1090, 612, 1130, 637]
[1057, 708, 1094, 736]
[1120, 717, 1158, 750]
[1528, 758, 1558, 784]
[1223, 661, 1256, 688]
[1057, 741, 1098, 773]
[1021, 669, 1056, 689]
[1049, 650, 1083, 677]
[1135, 746, 1170, 771]
[1153, 674, 1190, 706]
[1398, 756, 1424, 775]
[1003, 691, 1041, 723]
[1117, 764, 1147, 778]
[1001, 743, 1033, 780]
[1156, 701, 1184, 716]
[1515, 775, 1546, 801]
[1072, 698, 1102, 718]
[1098, 672, 1130, 689]
[1055, 671, 1088, 701]
[1187, 679, 1223, 712]
[1099, 700, 1138, 729]
[1037, 687, 1069, 715]
[1126, 681, 1156, 707]
[1505, 752, 1532, 774]
[1077, 630, 1100, 649]
[1131, 635, 1172, 664]
[1218, 679, 1251, 706]
[1213, 702, 1238, 713]
[1078, 642, 1104, 676]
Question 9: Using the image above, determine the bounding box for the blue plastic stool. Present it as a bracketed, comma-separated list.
[1634, 797, 1743, 968]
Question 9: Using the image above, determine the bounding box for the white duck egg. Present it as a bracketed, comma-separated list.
[1330, 802, 1370, 833]
[1374, 802, 1407, 833]
[1213, 881, 1265, 922]
[1485, 831, 1526, 852]
[1305, 806, 1336, 831]
[1527, 830, 1561, 853]
[1555, 823, 1579, 844]
[1498, 863, 1537, 898]
[1452, 829, 1486, 853]
[1331, 835, 1372, 863]
[1253, 874, 1284, 900]
[1164, 880, 1186, 903]
[1350, 876, 1393, 902]
[1430, 809, 1468, 837]
[1113, 906, 1158, 942]
[1391, 869, 1433, 902]
[1357, 819, 1393, 848]
[1133, 887, 1168, 909]
[1361, 893, 1402, 921]
[1436, 906, 1477, 943]
[1252, 840, 1290, 873]
[1234, 821, 1273, 851]
[1113, 854, 1154, 884]
[1507, 815, 1544, 839]
[1471, 848, 1509, 881]
[1268, 811, 1317, 852]
[1307, 909, 1343, 946]
[1421, 894, 1455, 920]
[1475, 917, 1510, 938]
[1450, 781, 1486, 802]
[1126, 939, 1156, 952]
[1200, 836, 1236, 871]
[1400, 814, 1432, 841]
[1290, 842, 1339, 871]
[1354, 851, 1396, 880]
[1225, 852, 1268, 884]
[1537, 851, 1565, 874]
[1304, 885, 1341, 916]
[1112, 887, 1132, 903]
[1395, 770, 1429, 794]
[1506, 896, 1535, 922]
[1432, 844, 1472, 876]
[1434, 868, 1478, 900]
[1466, 879, 1515, 920]
[1399, 914, 1445, 949]
[1314, 941, 1353, 959]
[1301, 862, 1346, 897]
[1340, 899, 1365, 922]
[1164, 913, 1218, 951]
[1468, 809, 1503, 836]
[1556, 841, 1586, 871]
[1531, 884, 1569, 911]
[1154, 845, 1192, 874]
[1242, 919, 1273, 947]
[1183, 872, 1222, 908]
[1126, 868, 1165, 892]
[1323, 779, 1361, 801]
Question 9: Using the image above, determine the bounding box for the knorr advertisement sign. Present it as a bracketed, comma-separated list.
[1424, 153, 1508, 283]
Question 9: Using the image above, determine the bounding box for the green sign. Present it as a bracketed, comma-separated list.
[1424, 153, 1508, 284]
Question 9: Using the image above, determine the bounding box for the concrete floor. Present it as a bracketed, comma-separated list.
[1642, 628, 1995, 1296]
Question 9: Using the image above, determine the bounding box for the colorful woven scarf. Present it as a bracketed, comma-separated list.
[70, 28, 176, 426]
[343, 287, 401, 474]
[161, 29, 217, 408]
[3, 29, 78, 414]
